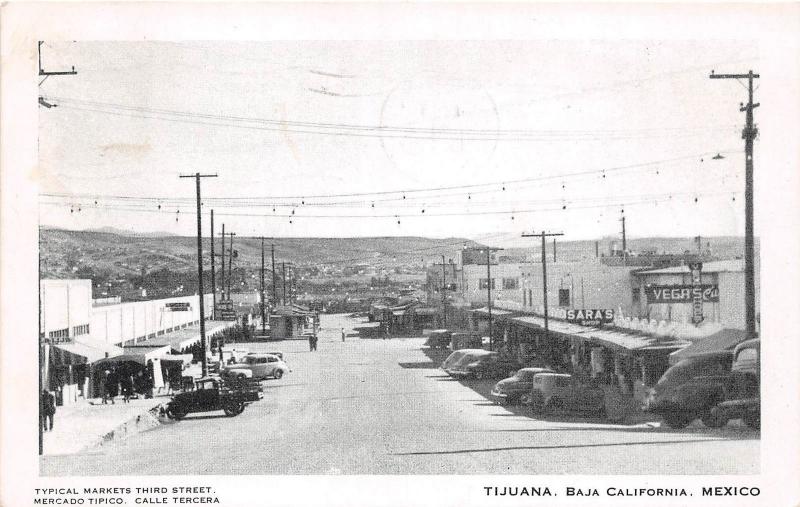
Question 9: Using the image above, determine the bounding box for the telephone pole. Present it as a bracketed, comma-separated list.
[484, 247, 503, 350]
[219, 225, 226, 302]
[620, 214, 627, 265]
[282, 262, 287, 305]
[710, 69, 759, 340]
[226, 232, 236, 299]
[260, 237, 266, 335]
[179, 172, 217, 377]
[522, 231, 564, 346]
[441, 255, 448, 327]
[210, 210, 216, 319]
[271, 244, 277, 307]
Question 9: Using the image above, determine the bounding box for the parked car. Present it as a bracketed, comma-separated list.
[644, 351, 733, 429]
[491, 367, 555, 405]
[223, 353, 289, 380]
[164, 377, 262, 420]
[451, 353, 521, 380]
[709, 339, 760, 430]
[424, 329, 453, 349]
[528, 373, 606, 417]
[441, 349, 484, 372]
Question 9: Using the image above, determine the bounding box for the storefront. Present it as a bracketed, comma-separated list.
[47, 339, 124, 406]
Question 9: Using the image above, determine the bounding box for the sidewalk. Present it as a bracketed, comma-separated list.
[42, 396, 167, 455]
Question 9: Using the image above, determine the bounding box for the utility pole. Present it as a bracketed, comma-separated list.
[226, 232, 236, 299]
[710, 69, 759, 340]
[219, 225, 226, 302]
[282, 262, 287, 305]
[553, 238, 557, 263]
[484, 247, 503, 350]
[210, 210, 216, 320]
[260, 237, 266, 335]
[620, 214, 627, 266]
[441, 254, 447, 327]
[179, 172, 217, 377]
[271, 244, 277, 308]
[522, 231, 564, 348]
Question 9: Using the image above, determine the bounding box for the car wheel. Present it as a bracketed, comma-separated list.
[166, 404, 187, 421]
[529, 392, 545, 413]
[223, 401, 245, 417]
[237, 373, 247, 380]
[701, 408, 727, 428]
[662, 411, 694, 429]
[273, 369, 284, 379]
[743, 412, 760, 430]
[519, 393, 533, 406]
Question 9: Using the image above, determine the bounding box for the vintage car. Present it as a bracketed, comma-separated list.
[445, 350, 495, 377]
[424, 329, 453, 349]
[644, 351, 733, 429]
[452, 353, 521, 380]
[441, 349, 484, 372]
[709, 339, 760, 430]
[528, 373, 606, 417]
[491, 367, 555, 405]
[223, 353, 289, 380]
[164, 377, 262, 420]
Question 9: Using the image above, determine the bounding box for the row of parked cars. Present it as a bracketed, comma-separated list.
[430, 331, 760, 429]
[645, 338, 760, 429]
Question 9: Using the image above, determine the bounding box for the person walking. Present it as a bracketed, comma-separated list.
[105, 370, 118, 404]
[308, 332, 314, 352]
[100, 369, 110, 404]
[311, 334, 318, 351]
[341, 328, 346, 342]
[41, 389, 56, 431]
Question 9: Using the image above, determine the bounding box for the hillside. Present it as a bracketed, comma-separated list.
[39, 228, 483, 278]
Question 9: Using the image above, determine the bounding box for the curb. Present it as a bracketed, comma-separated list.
[87, 403, 166, 452]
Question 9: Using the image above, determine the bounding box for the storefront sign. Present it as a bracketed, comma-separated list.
[644, 284, 719, 303]
[689, 262, 704, 324]
[165, 302, 191, 311]
[564, 309, 615, 326]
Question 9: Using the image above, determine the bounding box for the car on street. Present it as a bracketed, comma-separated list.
[491, 367, 555, 405]
[441, 349, 483, 372]
[709, 339, 760, 430]
[164, 377, 262, 420]
[528, 373, 606, 417]
[424, 329, 453, 349]
[644, 351, 733, 429]
[223, 353, 289, 380]
[450, 353, 521, 380]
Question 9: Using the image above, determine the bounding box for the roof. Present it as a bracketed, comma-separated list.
[125, 321, 233, 351]
[635, 259, 744, 276]
[585, 328, 690, 353]
[51, 340, 124, 363]
[669, 328, 749, 364]
[96, 345, 172, 366]
[511, 315, 592, 336]
[272, 305, 316, 317]
[471, 307, 514, 317]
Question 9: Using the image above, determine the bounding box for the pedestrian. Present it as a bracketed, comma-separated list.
[105, 370, 118, 404]
[308, 332, 314, 352]
[40, 389, 56, 431]
[100, 369, 110, 404]
[341, 328, 346, 342]
[122, 375, 133, 403]
[312, 334, 318, 351]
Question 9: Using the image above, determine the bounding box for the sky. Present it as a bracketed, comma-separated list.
[37, 40, 759, 242]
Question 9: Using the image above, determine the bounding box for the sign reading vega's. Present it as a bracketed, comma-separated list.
[645, 284, 719, 303]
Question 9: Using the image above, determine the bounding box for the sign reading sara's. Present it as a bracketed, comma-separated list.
[563, 309, 615, 326]
[645, 284, 719, 303]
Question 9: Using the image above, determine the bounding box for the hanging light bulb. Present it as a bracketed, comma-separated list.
[157, 204, 161, 210]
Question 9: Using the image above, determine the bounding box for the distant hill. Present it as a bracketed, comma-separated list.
[39, 227, 484, 278]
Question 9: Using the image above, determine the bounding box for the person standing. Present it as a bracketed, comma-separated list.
[341, 328, 346, 342]
[308, 332, 314, 352]
[41, 390, 56, 431]
[312, 333, 318, 351]
[100, 369, 110, 404]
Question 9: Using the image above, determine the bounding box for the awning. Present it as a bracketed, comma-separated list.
[125, 321, 234, 352]
[585, 328, 690, 353]
[51, 340, 124, 364]
[668, 328, 748, 365]
[96, 345, 172, 366]
[510, 315, 592, 336]
[471, 307, 514, 318]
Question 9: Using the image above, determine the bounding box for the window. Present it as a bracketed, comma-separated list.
[72, 324, 90, 336]
[502, 278, 519, 290]
[479, 278, 495, 290]
[48, 328, 69, 340]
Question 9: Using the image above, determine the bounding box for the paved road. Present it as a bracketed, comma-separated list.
[41, 314, 759, 475]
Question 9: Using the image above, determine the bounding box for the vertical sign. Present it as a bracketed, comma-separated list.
[689, 262, 703, 324]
